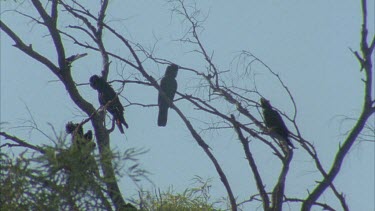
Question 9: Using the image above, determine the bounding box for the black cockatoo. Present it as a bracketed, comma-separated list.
[260, 98, 295, 148]
[84, 130, 93, 142]
[65, 122, 97, 176]
[158, 64, 178, 127]
[65, 122, 95, 150]
[66, 122, 84, 137]
[90, 75, 129, 133]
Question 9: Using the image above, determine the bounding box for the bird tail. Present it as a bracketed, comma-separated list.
[116, 119, 125, 134]
[115, 114, 128, 134]
[118, 114, 129, 129]
[158, 107, 168, 127]
[116, 114, 129, 133]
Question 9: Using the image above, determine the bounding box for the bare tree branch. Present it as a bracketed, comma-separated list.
[270, 147, 292, 211]
[231, 115, 270, 210]
[31, 0, 66, 69]
[0, 20, 60, 74]
[2, 1, 130, 209]
[286, 197, 336, 211]
[2, 0, 372, 210]
[302, 0, 374, 209]
[0, 132, 46, 154]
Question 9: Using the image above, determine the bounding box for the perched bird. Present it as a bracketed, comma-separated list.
[158, 64, 178, 126]
[84, 130, 93, 142]
[260, 98, 295, 148]
[64, 122, 98, 177]
[66, 122, 84, 137]
[90, 75, 129, 133]
[65, 122, 95, 150]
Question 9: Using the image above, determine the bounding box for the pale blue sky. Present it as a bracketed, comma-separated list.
[1, 1, 374, 210]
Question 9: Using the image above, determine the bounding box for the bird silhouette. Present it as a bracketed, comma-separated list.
[65, 122, 95, 150]
[260, 98, 295, 148]
[90, 75, 128, 133]
[158, 64, 178, 126]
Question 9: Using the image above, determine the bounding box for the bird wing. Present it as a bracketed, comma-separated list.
[263, 108, 289, 136]
[99, 84, 124, 113]
[272, 110, 289, 133]
[169, 78, 177, 100]
[102, 85, 117, 103]
[98, 92, 106, 106]
[158, 77, 177, 106]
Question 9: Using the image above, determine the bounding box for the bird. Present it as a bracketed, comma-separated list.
[260, 98, 295, 148]
[66, 121, 84, 137]
[64, 122, 98, 177]
[65, 122, 95, 150]
[90, 75, 129, 133]
[83, 130, 93, 142]
[158, 64, 178, 127]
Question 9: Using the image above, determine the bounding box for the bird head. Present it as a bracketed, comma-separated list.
[65, 122, 77, 134]
[165, 64, 178, 78]
[89, 75, 102, 90]
[260, 98, 271, 109]
[65, 122, 83, 136]
[84, 130, 93, 141]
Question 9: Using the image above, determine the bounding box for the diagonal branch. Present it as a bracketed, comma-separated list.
[302, 0, 374, 209]
[0, 132, 46, 154]
[0, 20, 60, 75]
[31, 0, 66, 69]
[231, 115, 270, 210]
[180, 93, 283, 159]
[285, 197, 336, 211]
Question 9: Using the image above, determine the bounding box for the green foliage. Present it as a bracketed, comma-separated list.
[0, 132, 152, 210]
[132, 176, 225, 211]
[1, 144, 224, 211]
[0, 152, 61, 210]
[0, 136, 107, 210]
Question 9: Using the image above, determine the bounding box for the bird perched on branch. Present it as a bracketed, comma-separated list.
[260, 98, 295, 149]
[90, 75, 129, 133]
[158, 64, 178, 127]
[65, 122, 95, 151]
[65, 122, 98, 177]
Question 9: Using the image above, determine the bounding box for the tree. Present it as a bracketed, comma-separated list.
[1, 0, 374, 210]
[0, 123, 145, 210]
